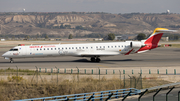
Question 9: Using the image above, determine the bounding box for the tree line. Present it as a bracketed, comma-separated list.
[1, 33, 179, 41]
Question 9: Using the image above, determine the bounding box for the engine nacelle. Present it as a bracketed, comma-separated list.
[130, 42, 142, 48]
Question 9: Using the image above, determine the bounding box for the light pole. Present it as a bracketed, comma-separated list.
[76, 67, 79, 82]
[55, 66, 58, 85]
[16, 66, 18, 77]
[98, 67, 100, 81]
[119, 70, 121, 88]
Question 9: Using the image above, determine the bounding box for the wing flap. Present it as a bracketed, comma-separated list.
[77, 51, 119, 57]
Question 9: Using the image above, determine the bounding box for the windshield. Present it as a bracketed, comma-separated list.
[9, 49, 18, 51]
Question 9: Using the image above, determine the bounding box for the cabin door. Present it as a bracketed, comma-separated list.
[58, 48, 65, 55]
[19, 47, 27, 56]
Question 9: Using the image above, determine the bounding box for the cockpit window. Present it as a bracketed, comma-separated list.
[9, 49, 18, 51]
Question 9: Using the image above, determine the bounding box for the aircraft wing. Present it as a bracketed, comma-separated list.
[76, 51, 120, 57]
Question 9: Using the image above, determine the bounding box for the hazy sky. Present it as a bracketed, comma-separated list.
[0, 0, 180, 14]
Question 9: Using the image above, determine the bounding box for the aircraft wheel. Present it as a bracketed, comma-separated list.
[10, 60, 14, 63]
[96, 58, 101, 62]
[10, 58, 14, 63]
[91, 57, 96, 62]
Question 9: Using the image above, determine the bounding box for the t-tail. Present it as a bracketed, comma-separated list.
[137, 28, 176, 53]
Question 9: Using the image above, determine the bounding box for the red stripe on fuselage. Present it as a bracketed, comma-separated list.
[125, 49, 134, 55]
[29, 45, 56, 48]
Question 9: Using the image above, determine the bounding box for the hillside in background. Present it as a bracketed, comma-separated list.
[0, 12, 180, 38]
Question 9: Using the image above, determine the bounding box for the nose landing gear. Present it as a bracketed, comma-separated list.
[10, 58, 14, 63]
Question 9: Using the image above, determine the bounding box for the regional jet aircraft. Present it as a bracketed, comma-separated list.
[2, 28, 176, 63]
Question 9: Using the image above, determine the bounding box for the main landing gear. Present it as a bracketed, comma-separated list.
[10, 58, 14, 63]
[90, 57, 101, 62]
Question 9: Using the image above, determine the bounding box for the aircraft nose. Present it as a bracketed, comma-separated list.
[2, 53, 6, 57]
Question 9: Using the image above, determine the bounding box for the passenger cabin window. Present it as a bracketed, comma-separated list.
[9, 49, 18, 51]
[47, 48, 49, 50]
[55, 48, 56, 50]
[91, 47, 93, 49]
[37, 49, 38, 51]
[40, 48, 42, 50]
[103, 46, 105, 48]
[86, 47, 88, 49]
[72, 47, 74, 49]
[108, 46, 109, 48]
[44, 48, 45, 50]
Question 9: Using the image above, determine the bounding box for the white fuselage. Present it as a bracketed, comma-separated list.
[2, 41, 142, 59]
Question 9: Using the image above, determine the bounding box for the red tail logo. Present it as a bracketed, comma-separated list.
[137, 28, 169, 52]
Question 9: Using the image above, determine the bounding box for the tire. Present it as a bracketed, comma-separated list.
[91, 57, 96, 62]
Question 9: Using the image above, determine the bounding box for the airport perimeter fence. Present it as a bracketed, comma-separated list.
[0, 67, 144, 89]
[0, 66, 179, 76]
[13, 86, 180, 101]
[36, 67, 179, 75]
[0, 66, 179, 90]
[13, 88, 141, 101]
[1, 66, 180, 101]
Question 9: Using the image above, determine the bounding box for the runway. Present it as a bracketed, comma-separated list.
[0, 47, 180, 69]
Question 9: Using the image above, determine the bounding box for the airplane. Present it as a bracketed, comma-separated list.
[2, 28, 176, 63]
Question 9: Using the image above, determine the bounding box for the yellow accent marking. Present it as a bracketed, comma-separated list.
[151, 28, 169, 35]
[119, 49, 121, 51]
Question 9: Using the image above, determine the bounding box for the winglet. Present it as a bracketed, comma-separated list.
[156, 28, 177, 32]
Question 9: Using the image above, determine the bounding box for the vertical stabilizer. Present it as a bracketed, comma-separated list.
[137, 28, 175, 52]
[145, 28, 168, 45]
